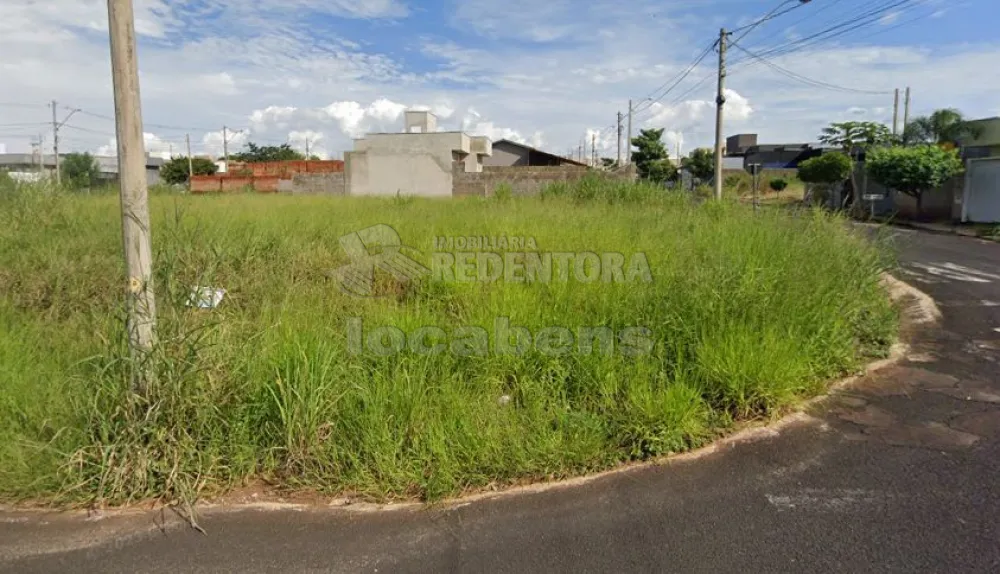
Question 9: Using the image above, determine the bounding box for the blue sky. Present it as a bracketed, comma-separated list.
[1, 0, 997, 159]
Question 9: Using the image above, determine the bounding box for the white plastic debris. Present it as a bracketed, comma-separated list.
[498, 394, 512, 406]
[187, 286, 226, 309]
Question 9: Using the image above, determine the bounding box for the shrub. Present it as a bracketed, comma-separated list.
[799, 152, 853, 184]
[769, 178, 788, 192]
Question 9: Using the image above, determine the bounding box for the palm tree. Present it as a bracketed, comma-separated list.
[903, 108, 982, 146]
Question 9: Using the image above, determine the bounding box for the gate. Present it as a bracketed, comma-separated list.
[962, 157, 1000, 223]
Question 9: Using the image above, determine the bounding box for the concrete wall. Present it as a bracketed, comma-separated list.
[289, 172, 346, 195]
[483, 142, 528, 167]
[453, 164, 595, 197]
[347, 132, 490, 197]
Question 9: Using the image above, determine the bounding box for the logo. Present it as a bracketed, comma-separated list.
[333, 224, 429, 297]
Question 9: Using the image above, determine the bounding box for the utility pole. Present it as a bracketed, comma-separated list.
[305, 138, 310, 158]
[626, 99, 633, 165]
[108, 0, 157, 391]
[713, 28, 728, 201]
[617, 112, 623, 166]
[50, 102, 79, 186]
[903, 87, 911, 134]
[892, 89, 900, 136]
[222, 125, 230, 172]
[51, 101, 59, 184]
[185, 133, 193, 189]
[592, 133, 597, 166]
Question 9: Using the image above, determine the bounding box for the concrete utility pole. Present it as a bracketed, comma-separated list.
[185, 133, 193, 188]
[107, 0, 157, 392]
[50, 101, 80, 185]
[892, 89, 900, 136]
[626, 99, 633, 164]
[903, 87, 911, 134]
[51, 101, 59, 184]
[222, 125, 230, 172]
[592, 133, 597, 166]
[617, 111, 623, 166]
[713, 28, 729, 201]
[305, 138, 310, 158]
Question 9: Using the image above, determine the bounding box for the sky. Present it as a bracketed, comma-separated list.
[1, 0, 998, 161]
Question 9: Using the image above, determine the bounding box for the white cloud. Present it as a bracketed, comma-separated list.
[0, 0, 997, 164]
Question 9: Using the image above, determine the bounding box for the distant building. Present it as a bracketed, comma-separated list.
[484, 139, 587, 167]
[0, 153, 164, 186]
[959, 117, 1000, 159]
[725, 133, 830, 170]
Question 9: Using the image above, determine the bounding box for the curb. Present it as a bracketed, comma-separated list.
[868, 218, 997, 242]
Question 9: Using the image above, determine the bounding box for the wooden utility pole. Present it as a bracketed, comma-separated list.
[107, 0, 157, 391]
[617, 112, 623, 166]
[626, 99, 633, 164]
[892, 89, 900, 136]
[185, 133, 193, 189]
[222, 125, 230, 172]
[713, 28, 728, 201]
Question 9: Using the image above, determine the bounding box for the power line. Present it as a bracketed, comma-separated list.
[752, 0, 917, 59]
[730, 0, 816, 45]
[632, 41, 718, 116]
[729, 40, 892, 94]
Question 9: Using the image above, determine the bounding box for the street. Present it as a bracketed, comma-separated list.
[2, 226, 999, 573]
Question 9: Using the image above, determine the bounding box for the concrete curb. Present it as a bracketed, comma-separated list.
[871, 218, 997, 242]
[0, 275, 939, 557]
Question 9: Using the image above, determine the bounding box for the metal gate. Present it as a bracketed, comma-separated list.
[962, 157, 1000, 223]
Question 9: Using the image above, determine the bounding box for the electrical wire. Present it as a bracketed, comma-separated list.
[730, 0, 815, 45]
[729, 40, 892, 94]
[632, 41, 718, 116]
[751, 0, 916, 59]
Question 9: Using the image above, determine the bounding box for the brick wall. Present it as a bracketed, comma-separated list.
[452, 164, 597, 197]
[229, 160, 344, 177]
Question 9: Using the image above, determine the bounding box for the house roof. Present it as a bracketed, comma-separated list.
[493, 139, 588, 166]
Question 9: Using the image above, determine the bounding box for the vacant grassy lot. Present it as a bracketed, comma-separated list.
[0, 179, 897, 506]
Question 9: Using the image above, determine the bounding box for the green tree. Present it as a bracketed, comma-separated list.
[645, 159, 678, 184]
[600, 157, 618, 168]
[798, 152, 853, 184]
[60, 152, 101, 189]
[818, 121, 892, 208]
[866, 145, 964, 217]
[903, 108, 982, 147]
[630, 128, 669, 181]
[769, 178, 788, 192]
[231, 142, 305, 163]
[682, 147, 715, 182]
[160, 156, 218, 185]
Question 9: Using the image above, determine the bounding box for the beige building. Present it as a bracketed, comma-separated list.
[344, 111, 492, 197]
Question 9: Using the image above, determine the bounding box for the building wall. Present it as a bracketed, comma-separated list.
[289, 172, 346, 195]
[483, 143, 527, 167]
[347, 132, 486, 197]
[453, 164, 597, 197]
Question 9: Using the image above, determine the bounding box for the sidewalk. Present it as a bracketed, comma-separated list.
[872, 218, 998, 241]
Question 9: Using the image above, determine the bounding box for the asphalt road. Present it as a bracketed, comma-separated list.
[3, 226, 999, 573]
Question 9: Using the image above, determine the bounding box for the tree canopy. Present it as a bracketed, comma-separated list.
[160, 156, 218, 185]
[798, 152, 853, 184]
[630, 128, 671, 182]
[60, 152, 101, 189]
[866, 145, 964, 215]
[231, 142, 305, 163]
[903, 108, 983, 147]
[681, 147, 715, 181]
[818, 121, 892, 153]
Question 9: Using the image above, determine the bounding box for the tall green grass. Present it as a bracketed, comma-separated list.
[0, 180, 896, 506]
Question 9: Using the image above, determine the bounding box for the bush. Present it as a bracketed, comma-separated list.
[723, 172, 752, 194]
[161, 156, 218, 185]
[769, 178, 788, 192]
[866, 145, 964, 216]
[799, 152, 853, 184]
